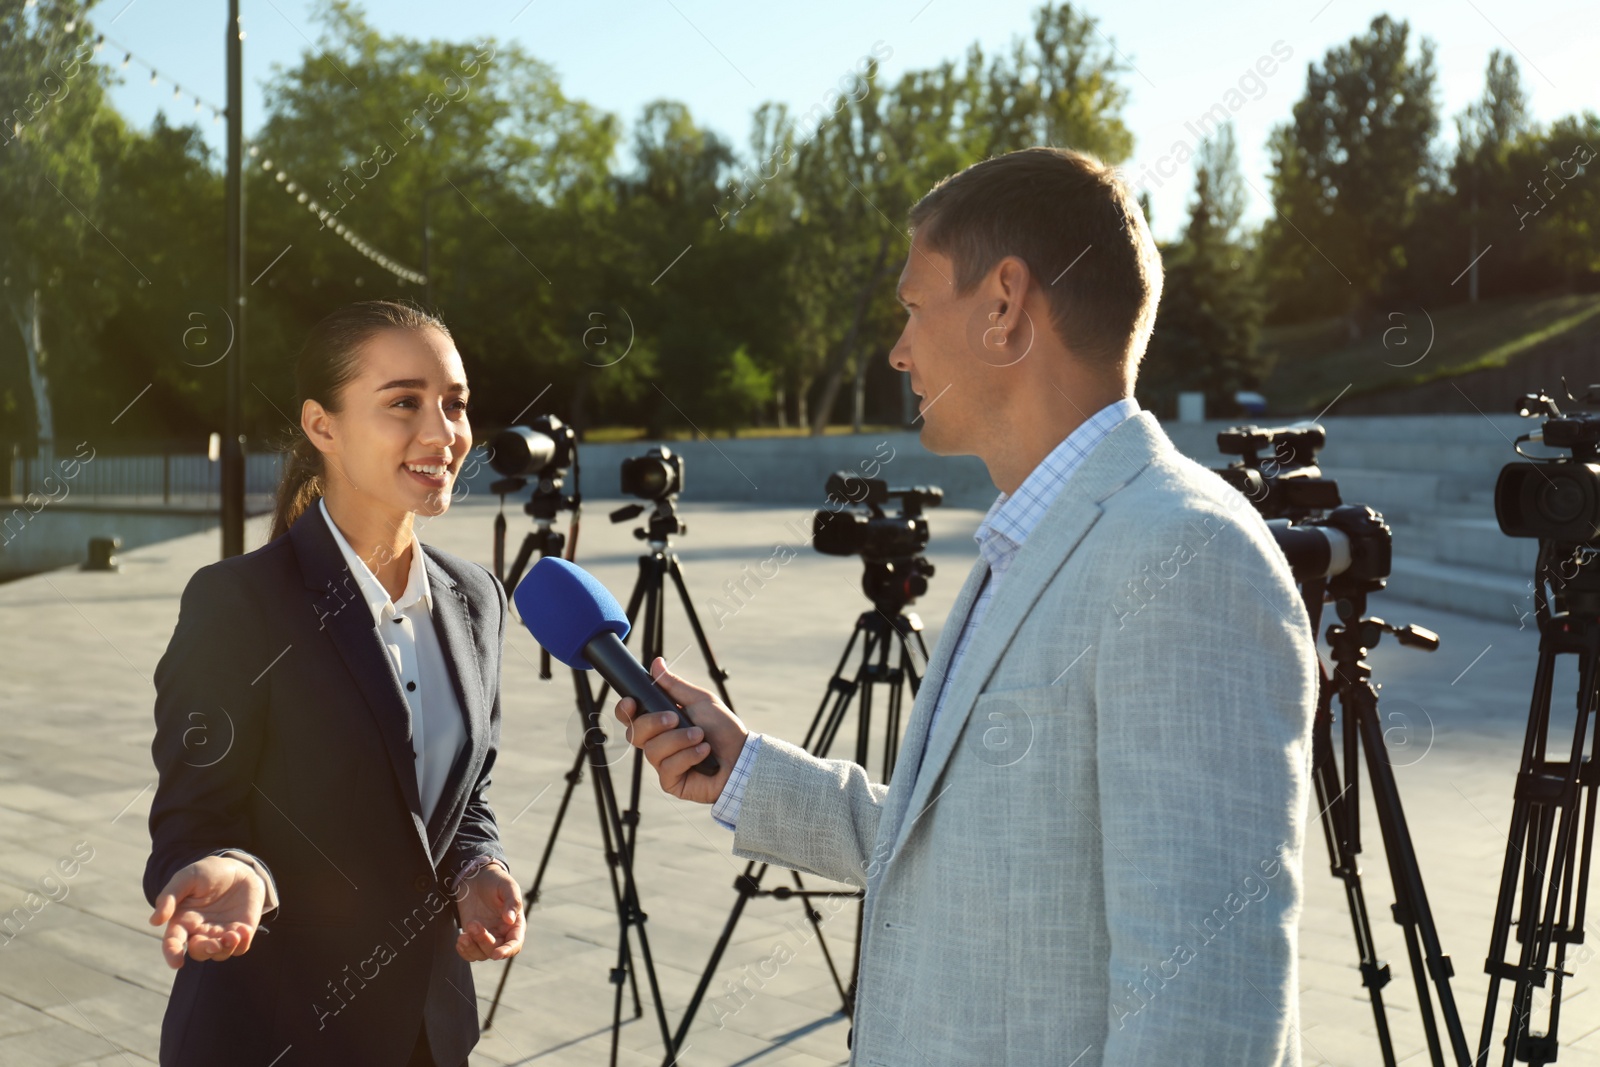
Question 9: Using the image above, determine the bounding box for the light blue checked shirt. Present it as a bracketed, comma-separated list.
[711, 397, 1141, 830]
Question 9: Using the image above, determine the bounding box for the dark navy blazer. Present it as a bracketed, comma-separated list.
[143, 501, 509, 1066]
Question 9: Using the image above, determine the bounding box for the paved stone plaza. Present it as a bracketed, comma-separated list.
[1, 494, 1597, 1065]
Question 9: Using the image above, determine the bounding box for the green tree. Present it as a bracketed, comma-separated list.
[241, 0, 623, 440]
[1453, 49, 1530, 302]
[0, 0, 118, 460]
[88, 114, 226, 444]
[733, 1, 1136, 435]
[1141, 124, 1264, 416]
[613, 99, 777, 436]
[1514, 113, 1600, 290]
[1260, 15, 1439, 328]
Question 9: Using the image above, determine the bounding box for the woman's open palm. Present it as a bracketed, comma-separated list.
[149, 856, 266, 969]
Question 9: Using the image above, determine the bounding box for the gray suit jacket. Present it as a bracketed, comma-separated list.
[732, 412, 1319, 1066]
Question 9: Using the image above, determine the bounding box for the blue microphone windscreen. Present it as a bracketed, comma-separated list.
[513, 557, 631, 670]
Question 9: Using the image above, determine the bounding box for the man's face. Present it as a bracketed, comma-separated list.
[888, 235, 1013, 456]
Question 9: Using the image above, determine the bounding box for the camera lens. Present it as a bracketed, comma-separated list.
[488, 427, 557, 477]
[1538, 474, 1588, 525]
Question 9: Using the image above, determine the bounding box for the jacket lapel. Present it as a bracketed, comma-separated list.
[870, 554, 990, 871]
[885, 413, 1169, 862]
[289, 505, 446, 866]
[421, 549, 485, 851]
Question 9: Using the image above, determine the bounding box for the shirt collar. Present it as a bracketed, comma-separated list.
[975, 396, 1141, 565]
[318, 496, 431, 625]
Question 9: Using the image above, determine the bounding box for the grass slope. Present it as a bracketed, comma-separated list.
[1260, 291, 1600, 414]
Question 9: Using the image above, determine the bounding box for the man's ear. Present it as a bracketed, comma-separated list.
[992, 255, 1033, 344]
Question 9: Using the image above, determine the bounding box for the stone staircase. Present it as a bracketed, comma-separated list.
[1166, 415, 1542, 624]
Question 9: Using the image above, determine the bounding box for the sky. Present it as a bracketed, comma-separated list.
[93, 0, 1595, 245]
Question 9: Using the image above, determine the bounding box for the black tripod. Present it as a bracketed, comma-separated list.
[589, 494, 740, 1061]
[1304, 574, 1473, 1067]
[666, 554, 933, 1063]
[1477, 545, 1600, 1067]
[482, 479, 679, 1067]
[1223, 440, 1475, 1067]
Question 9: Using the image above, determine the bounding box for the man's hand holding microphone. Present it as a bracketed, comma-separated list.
[614, 656, 746, 804]
[514, 557, 747, 806]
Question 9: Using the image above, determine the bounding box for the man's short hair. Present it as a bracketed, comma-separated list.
[907, 147, 1163, 374]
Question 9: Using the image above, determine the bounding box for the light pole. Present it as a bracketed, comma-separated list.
[221, 0, 246, 557]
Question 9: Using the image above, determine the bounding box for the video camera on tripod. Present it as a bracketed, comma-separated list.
[813, 473, 942, 615]
[1213, 423, 1401, 602]
[1496, 388, 1600, 546]
[1478, 383, 1600, 1067]
[1213, 422, 1465, 1067]
[610, 445, 689, 542]
[487, 414, 581, 586]
[672, 470, 946, 1046]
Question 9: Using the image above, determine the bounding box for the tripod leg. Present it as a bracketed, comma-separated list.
[1478, 639, 1562, 1065]
[672, 615, 899, 1053]
[1478, 639, 1568, 1062]
[483, 741, 589, 1030]
[805, 620, 866, 753]
[784, 869, 855, 1012]
[1311, 677, 1399, 1067]
[1497, 668, 1599, 1067]
[1348, 678, 1474, 1066]
[588, 743, 644, 1020]
[666, 553, 735, 706]
[588, 702, 680, 1059]
[670, 864, 765, 1058]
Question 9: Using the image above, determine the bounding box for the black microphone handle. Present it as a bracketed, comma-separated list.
[584, 631, 721, 776]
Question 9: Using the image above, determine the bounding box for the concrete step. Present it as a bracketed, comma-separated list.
[1385, 555, 1530, 624]
[1313, 440, 1515, 480]
[1319, 467, 1442, 522]
[1389, 517, 1538, 577]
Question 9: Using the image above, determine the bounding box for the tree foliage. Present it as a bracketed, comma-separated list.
[1142, 124, 1265, 417]
[1259, 15, 1440, 327]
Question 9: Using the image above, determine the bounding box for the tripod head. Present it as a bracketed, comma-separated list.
[859, 555, 935, 618]
[610, 496, 686, 547]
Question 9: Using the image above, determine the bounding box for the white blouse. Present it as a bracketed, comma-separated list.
[317, 496, 467, 825]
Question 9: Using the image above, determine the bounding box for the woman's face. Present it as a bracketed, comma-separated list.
[312, 325, 472, 521]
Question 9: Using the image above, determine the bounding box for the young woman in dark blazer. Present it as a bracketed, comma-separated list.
[143, 301, 524, 1067]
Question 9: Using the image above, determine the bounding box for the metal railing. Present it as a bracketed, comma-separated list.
[6, 445, 284, 507]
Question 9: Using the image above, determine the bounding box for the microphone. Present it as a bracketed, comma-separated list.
[513, 557, 720, 776]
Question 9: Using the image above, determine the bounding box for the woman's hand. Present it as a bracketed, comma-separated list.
[614, 656, 748, 805]
[454, 862, 525, 962]
[148, 855, 266, 969]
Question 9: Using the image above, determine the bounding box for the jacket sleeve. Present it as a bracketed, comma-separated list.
[730, 733, 890, 888]
[443, 566, 510, 888]
[144, 564, 276, 916]
[1094, 504, 1318, 1065]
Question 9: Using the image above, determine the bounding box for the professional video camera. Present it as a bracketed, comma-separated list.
[1213, 423, 1342, 521]
[488, 415, 578, 512]
[487, 415, 584, 671]
[489, 414, 578, 480]
[1210, 423, 1389, 593]
[620, 445, 683, 503]
[812, 472, 941, 614]
[1494, 386, 1600, 545]
[813, 473, 940, 557]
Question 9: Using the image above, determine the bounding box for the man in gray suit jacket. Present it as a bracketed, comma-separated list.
[618, 147, 1319, 1066]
